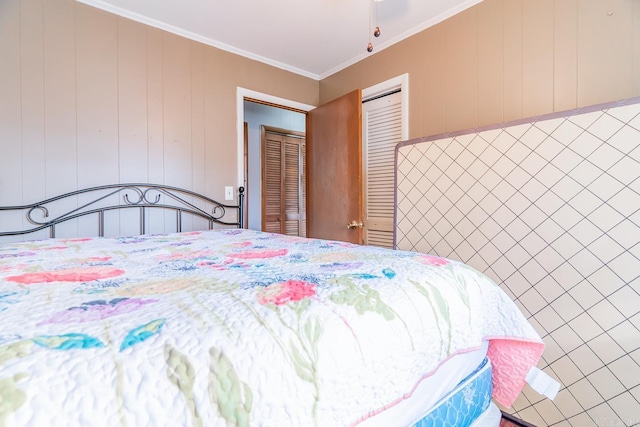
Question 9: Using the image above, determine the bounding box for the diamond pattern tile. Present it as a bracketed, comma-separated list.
[568, 280, 604, 311]
[567, 312, 604, 343]
[568, 378, 603, 410]
[569, 344, 604, 376]
[590, 173, 626, 201]
[608, 188, 640, 218]
[587, 367, 626, 400]
[587, 402, 621, 427]
[608, 123, 640, 154]
[395, 99, 640, 424]
[588, 266, 625, 297]
[608, 321, 640, 353]
[607, 355, 640, 390]
[608, 392, 640, 427]
[588, 204, 625, 234]
[588, 299, 626, 331]
[552, 388, 584, 420]
[550, 355, 585, 387]
[553, 119, 586, 145]
[589, 113, 626, 141]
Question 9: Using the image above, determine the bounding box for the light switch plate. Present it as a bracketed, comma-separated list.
[224, 186, 234, 201]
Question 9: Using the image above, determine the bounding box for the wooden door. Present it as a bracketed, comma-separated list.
[262, 128, 306, 236]
[307, 90, 363, 244]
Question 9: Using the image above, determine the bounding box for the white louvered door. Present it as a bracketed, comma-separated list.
[362, 91, 402, 248]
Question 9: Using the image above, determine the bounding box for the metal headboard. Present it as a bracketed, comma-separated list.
[0, 183, 245, 238]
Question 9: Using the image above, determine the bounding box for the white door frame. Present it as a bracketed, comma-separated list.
[236, 88, 315, 188]
[362, 73, 409, 141]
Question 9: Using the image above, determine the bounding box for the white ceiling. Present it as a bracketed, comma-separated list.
[78, 0, 482, 80]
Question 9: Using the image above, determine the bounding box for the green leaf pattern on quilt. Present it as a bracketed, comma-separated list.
[0, 341, 32, 427]
[328, 275, 394, 320]
[409, 279, 452, 356]
[0, 341, 33, 368]
[165, 344, 203, 427]
[208, 347, 253, 427]
[0, 373, 28, 427]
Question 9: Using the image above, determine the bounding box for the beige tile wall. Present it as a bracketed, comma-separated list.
[396, 98, 640, 426]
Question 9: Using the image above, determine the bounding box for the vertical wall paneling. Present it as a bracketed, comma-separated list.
[204, 52, 237, 207]
[146, 27, 165, 234]
[19, 0, 45, 220]
[633, 0, 640, 96]
[503, 0, 523, 122]
[43, 0, 77, 237]
[396, 98, 640, 426]
[442, 8, 478, 133]
[0, 0, 319, 242]
[419, 26, 445, 138]
[522, 0, 554, 118]
[203, 51, 221, 208]
[0, 0, 22, 238]
[190, 43, 206, 231]
[319, 0, 639, 142]
[118, 19, 148, 183]
[75, 6, 119, 187]
[577, 0, 633, 106]
[162, 34, 192, 231]
[477, 0, 504, 127]
[76, 6, 119, 236]
[118, 18, 148, 236]
[162, 34, 191, 190]
[554, 0, 578, 111]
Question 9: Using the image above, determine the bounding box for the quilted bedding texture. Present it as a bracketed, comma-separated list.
[0, 229, 543, 427]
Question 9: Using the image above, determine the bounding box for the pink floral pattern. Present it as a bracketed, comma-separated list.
[418, 255, 449, 267]
[230, 248, 288, 259]
[156, 250, 215, 262]
[257, 280, 316, 306]
[6, 267, 125, 285]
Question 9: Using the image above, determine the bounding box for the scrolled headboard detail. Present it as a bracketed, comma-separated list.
[0, 183, 244, 238]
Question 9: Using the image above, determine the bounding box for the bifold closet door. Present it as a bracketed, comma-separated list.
[262, 131, 305, 236]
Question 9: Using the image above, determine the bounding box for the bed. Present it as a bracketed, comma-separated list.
[0, 184, 544, 427]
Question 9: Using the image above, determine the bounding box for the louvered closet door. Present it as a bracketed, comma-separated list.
[300, 142, 307, 237]
[363, 91, 402, 248]
[263, 130, 306, 236]
[263, 132, 283, 233]
[284, 138, 304, 236]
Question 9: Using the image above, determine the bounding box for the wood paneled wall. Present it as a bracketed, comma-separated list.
[0, 0, 318, 237]
[319, 0, 640, 139]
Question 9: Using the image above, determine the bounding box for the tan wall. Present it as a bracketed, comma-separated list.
[0, 0, 318, 215]
[320, 0, 640, 140]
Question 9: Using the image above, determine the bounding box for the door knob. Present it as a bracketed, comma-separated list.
[347, 220, 364, 230]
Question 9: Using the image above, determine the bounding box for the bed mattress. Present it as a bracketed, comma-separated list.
[0, 229, 543, 426]
[414, 357, 493, 427]
[362, 342, 489, 426]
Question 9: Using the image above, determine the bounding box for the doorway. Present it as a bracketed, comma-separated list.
[242, 98, 307, 232]
[237, 83, 406, 244]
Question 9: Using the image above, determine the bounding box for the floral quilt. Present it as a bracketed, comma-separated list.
[0, 229, 543, 426]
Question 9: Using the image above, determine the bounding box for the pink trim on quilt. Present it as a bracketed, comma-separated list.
[350, 336, 544, 426]
[486, 337, 545, 408]
[349, 345, 485, 426]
